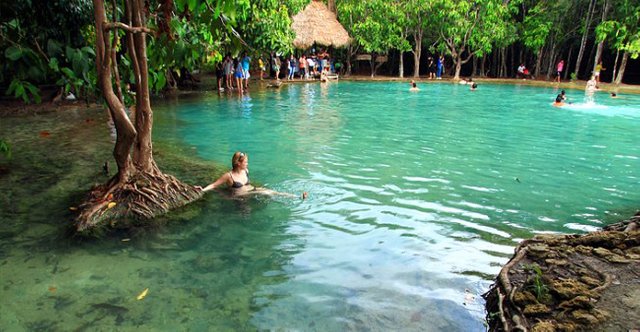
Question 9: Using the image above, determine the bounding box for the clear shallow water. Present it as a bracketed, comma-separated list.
[1, 82, 639, 331]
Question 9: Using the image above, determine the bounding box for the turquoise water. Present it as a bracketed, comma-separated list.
[1, 82, 639, 331]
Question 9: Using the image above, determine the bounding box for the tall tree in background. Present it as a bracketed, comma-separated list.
[434, 0, 517, 79]
[592, 0, 611, 76]
[404, 0, 436, 78]
[345, 0, 401, 77]
[521, 2, 551, 77]
[595, 0, 640, 84]
[388, 1, 412, 78]
[572, 0, 598, 79]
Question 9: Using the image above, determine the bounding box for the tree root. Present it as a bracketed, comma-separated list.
[73, 169, 202, 234]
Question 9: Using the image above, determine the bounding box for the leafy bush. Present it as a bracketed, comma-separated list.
[1, 1, 95, 103]
[0, 139, 11, 159]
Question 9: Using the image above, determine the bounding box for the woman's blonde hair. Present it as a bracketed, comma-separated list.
[231, 151, 247, 171]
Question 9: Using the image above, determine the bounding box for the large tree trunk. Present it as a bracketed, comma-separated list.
[346, 45, 354, 76]
[76, 0, 201, 234]
[611, 49, 620, 82]
[573, 0, 596, 79]
[546, 45, 557, 80]
[412, 28, 423, 78]
[94, 0, 137, 184]
[534, 47, 543, 78]
[370, 55, 375, 77]
[614, 51, 628, 85]
[509, 44, 515, 78]
[472, 55, 478, 77]
[453, 58, 463, 80]
[500, 48, 507, 78]
[592, 0, 610, 75]
[564, 46, 574, 80]
[399, 51, 404, 78]
[585, 39, 598, 77]
[130, 0, 153, 172]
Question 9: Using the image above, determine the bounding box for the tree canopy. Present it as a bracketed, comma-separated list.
[1, 0, 639, 102]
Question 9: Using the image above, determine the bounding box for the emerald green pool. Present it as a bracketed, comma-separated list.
[1, 82, 639, 331]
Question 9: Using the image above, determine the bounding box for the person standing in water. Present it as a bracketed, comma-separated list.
[585, 76, 597, 103]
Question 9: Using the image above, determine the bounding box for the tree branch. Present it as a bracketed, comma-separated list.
[104, 22, 152, 34]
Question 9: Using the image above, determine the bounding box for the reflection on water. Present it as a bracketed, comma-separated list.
[1, 83, 639, 330]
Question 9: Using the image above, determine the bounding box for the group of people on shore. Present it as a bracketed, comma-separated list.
[215, 52, 252, 93]
[273, 49, 340, 81]
[426, 55, 446, 79]
[215, 49, 341, 93]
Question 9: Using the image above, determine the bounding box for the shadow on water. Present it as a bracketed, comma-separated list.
[0, 106, 300, 330]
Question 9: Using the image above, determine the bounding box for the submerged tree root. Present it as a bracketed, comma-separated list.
[484, 212, 640, 332]
[74, 169, 202, 235]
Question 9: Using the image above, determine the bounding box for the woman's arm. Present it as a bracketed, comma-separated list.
[198, 173, 231, 192]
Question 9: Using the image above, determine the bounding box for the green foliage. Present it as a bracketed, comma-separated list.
[596, 0, 640, 58]
[243, 2, 298, 55]
[0, 0, 94, 102]
[48, 45, 97, 97]
[0, 139, 11, 160]
[522, 4, 552, 51]
[341, 0, 404, 54]
[7, 79, 40, 104]
[523, 263, 550, 303]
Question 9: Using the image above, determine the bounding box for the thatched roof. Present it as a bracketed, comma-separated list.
[291, 1, 350, 49]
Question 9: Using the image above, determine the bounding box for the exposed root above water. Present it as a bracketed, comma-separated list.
[484, 213, 640, 332]
[74, 168, 202, 235]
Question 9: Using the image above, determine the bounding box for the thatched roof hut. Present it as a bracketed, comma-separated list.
[291, 0, 350, 49]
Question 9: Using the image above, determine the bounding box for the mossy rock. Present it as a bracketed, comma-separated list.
[556, 322, 579, 332]
[551, 280, 593, 299]
[559, 296, 593, 310]
[627, 247, 640, 255]
[545, 258, 569, 266]
[578, 275, 601, 288]
[528, 243, 551, 257]
[571, 309, 606, 325]
[524, 303, 552, 316]
[531, 321, 557, 332]
[514, 290, 538, 306]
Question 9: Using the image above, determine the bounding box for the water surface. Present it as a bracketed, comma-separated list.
[1, 82, 639, 331]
